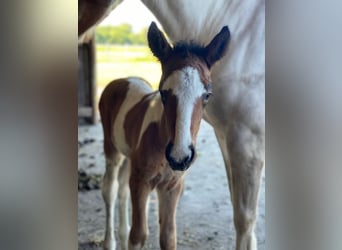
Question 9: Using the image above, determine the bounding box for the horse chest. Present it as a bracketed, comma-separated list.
[147, 162, 185, 191]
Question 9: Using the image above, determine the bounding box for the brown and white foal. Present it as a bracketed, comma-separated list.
[99, 22, 230, 250]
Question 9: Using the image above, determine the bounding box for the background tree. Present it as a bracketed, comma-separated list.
[96, 24, 148, 45]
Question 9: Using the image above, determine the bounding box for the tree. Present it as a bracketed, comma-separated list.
[95, 24, 148, 45]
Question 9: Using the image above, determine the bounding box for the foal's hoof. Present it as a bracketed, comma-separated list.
[103, 239, 116, 250]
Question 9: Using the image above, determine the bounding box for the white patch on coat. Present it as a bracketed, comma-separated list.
[162, 66, 206, 162]
[136, 94, 163, 148]
[113, 77, 152, 156]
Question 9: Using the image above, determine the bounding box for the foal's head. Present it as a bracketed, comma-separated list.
[147, 22, 230, 171]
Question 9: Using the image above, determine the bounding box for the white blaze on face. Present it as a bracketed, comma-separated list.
[163, 66, 206, 162]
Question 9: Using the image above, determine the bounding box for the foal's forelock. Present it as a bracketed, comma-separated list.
[162, 66, 207, 162]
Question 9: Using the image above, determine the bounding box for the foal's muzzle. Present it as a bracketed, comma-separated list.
[165, 143, 195, 171]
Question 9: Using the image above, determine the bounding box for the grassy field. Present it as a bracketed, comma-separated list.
[96, 45, 161, 95]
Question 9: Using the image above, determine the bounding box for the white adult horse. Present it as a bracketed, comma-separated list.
[141, 1, 265, 250]
[79, 1, 265, 249]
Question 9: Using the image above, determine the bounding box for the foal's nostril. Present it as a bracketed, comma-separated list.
[165, 143, 196, 171]
[165, 142, 173, 159]
[188, 144, 195, 162]
[183, 155, 190, 164]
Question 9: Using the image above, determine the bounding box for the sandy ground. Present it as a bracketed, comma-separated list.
[78, 120, 265, 250]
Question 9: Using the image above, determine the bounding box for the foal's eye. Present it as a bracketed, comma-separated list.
[203, 92, 212, 104]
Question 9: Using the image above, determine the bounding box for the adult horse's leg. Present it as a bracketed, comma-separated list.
[102, 150, 125, 250]
[118, 158, 131, 250]
[214, 130, 233, 203]
[157, 178, 184, 250]
[226, 124, 264, 250]
[128, 168, 151, 250]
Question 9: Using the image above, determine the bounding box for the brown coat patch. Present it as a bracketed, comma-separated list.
[160, 91, 178, 144]
[132, 122, 165, 174]
[124, 92, 157, 150]
[130, 122, 183, 191]
[190, 97, 203, 144]
[99, 78, 129, 157]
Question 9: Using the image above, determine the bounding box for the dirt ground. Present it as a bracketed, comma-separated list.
[78, 120, 265, 250]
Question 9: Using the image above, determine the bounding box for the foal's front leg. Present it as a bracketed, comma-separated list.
[102, 153, 125, 250]
[128, 173, 151, 250]
[157, 178, 184, 250]
[118, 159, 131, 250]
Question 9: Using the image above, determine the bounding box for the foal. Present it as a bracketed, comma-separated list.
[99, 22, 230, 250]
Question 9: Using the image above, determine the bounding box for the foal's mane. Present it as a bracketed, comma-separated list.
[166, 41, 209, 67]
[172, 41, 207, 58]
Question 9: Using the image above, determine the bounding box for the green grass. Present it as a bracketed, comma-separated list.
[96, 45, 161, 94]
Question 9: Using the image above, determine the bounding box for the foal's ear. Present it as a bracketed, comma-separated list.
[148, 22, 172, 61]
[205, 26, 230, 68]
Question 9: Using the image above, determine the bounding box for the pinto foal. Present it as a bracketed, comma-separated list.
[99, 22, 230, 250]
